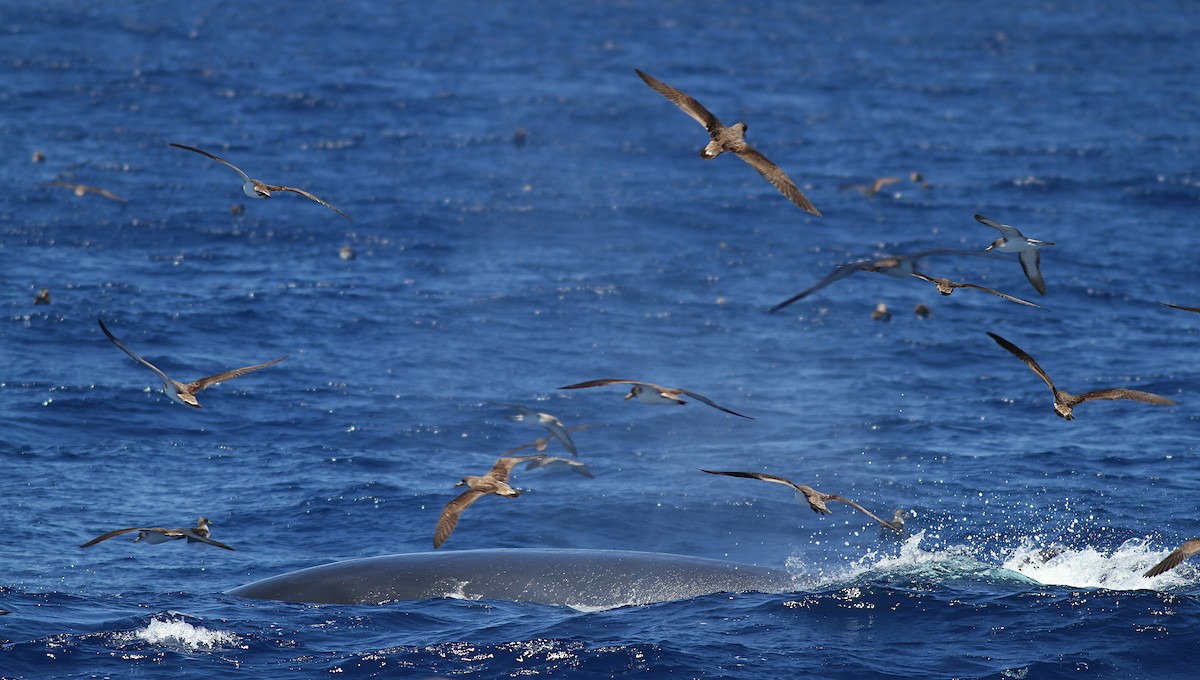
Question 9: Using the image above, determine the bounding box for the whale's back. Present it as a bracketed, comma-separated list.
[226, 548, 795, 608]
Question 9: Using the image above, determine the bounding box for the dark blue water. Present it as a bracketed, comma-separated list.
[3, 1, 1199, 677]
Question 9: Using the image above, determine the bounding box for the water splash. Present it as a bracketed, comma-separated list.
[1004, 538, 1191, 590]
[785, 533, 1192, 592]
[122, 615, 239, 651]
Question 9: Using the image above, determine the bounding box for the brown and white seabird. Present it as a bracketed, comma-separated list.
[491, 402, 579, 455]
[911, 272, 1045, 309]
[974, 214, 1054, 295]
[559, 379, 752, 419]
[635, 69, 821, 216]
[504, 424, 597, 456]
[524, 456, 594, 478]
[170, 143, 351, 220]
[434, 454, 545, 548]
[841, 176, 902, 197]
[98, 318, 287, 409]
[986, 331, 1176, 420]
[701, 470, 905, 531]
[769, 248, 999, 313]
[79, 516, 234, 550]
[47, 180, 127, 202]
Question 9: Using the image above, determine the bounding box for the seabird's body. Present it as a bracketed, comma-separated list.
[911, 273, 1045, 308]
[635, 69, 820, 216]
[559, 379, 752, 419]
[702, 470, 905, 531]
[79, 517, 234, 550]
[47, 180, 127, 202]
[504, 424, 597, 456]
[842, 176, 902, 197]
[986, 332, 1176, 420]
[769, 248, 998, 313]
[434, 455, 544, 548]
[98, 318, 286, 409]
[491, 402, 579, 455]
[974, 214, 1053, 294]
[170, 143, 350, 220]
[524, 456, 594, 478]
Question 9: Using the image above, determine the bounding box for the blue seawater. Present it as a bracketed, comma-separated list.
[2, 1, 1199, 678]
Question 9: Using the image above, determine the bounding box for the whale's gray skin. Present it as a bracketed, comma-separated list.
[226, 548, 795, 608]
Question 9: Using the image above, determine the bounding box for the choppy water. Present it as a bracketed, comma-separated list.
[3, 1, 1199, 678]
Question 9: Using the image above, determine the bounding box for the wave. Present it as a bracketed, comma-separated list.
[785, 532, 1192, 592]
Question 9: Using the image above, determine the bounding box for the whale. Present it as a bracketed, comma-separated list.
[225, 548, 795, 608]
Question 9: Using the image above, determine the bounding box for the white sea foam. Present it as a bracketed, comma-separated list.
[786, 533, 1191, 592]
[126, 616, 239, 651]
[1004, 538, 1191, 590]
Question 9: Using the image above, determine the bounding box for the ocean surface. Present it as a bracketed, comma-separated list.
[2, 1, 1199, 677]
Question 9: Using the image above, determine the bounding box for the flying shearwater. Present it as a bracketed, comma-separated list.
[702, 470, 904, 531]
[974, 214, 1054, 295]
[434, 454, 545, 548]
[635, 69, 821, 216]
[1143, 538, 1200, 577]
[769, 248, 999, 313]
[98, 318, 287, 408]
[559, 379, 753, 419]
[491, 402, 579, 455]
[841, 176, 902, 197]
[911, 272, 1045, 308]
[170, 143, 351, 220]
[986, 331, 1176, 420]
[79, 516, 235, 550]
[504, 424, 597, 456]
[524, 456, 594, 478]
[47, 180, 127, 202]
